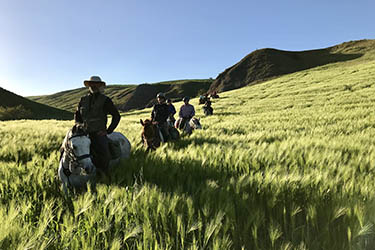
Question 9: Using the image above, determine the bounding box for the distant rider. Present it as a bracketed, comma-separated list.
[203, 98, 213, 115]
[74, 76, 120, 173]
[151, 93, 170, 142]
[178, 96, 195, 129]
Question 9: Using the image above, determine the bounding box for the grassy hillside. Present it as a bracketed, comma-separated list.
[28, 79, 212, 112]
[28, 85, 136, 113]
[1, 42, 375, 249]
[0, 87, 72, 120]
[210, 39, 375, 92]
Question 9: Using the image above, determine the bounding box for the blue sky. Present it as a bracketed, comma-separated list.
[0, 0, 374, 96]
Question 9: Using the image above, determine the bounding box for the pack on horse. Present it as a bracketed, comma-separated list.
[58, 125, 131, 193]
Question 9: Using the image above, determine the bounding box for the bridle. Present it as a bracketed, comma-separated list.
[63, 133, 91, 175]
[60, 126, 94, 191]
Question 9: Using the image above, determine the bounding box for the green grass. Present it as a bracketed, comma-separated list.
[1, 46, 375, 249]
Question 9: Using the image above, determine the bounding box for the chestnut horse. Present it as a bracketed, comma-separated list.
[140, 119, 162, 151]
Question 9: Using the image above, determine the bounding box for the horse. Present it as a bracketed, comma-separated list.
[140, 119, 161, 151]
[175, 117, 202, 135]
[203, 105, 213, 116]
[140, 118, 180, 151]
[167, 117, 180, 140]
[58, 124, 131, 193]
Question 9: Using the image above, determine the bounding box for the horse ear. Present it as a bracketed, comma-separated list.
[198, 118, 200, 121]
[140, 119, 144, 126]
[72, 124, 78, 134]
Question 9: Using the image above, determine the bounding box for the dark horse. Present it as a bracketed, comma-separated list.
[140, 119, 180, 151]
[140, 119, 161, 151]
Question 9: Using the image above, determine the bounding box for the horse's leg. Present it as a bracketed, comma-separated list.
[58, 160, 70, 194]
[158, 129, 164, 143]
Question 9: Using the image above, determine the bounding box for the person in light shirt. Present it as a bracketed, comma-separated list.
[178, 96, 195, 129]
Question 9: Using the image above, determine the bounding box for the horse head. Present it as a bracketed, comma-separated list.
[189, 117, 202, 130]
[65, 124, 94, 174]
[140, 119, 160, 151]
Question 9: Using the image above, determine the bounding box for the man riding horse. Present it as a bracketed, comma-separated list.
[74, 76, 121, 174]
[203, 98, 213, 115]
[151, 93, 170, 142]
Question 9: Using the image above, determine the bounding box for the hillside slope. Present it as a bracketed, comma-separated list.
[29, 79, 212, 112]
[210, 39, 375, 92]
[0, 87, 73, 120]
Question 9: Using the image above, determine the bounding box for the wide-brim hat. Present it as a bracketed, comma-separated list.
[84, 76, 106, 87]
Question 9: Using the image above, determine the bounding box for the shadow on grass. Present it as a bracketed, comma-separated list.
[106, 145, 370, 250]
[167, 136, 228, 150]
[213, 111, 241, 116]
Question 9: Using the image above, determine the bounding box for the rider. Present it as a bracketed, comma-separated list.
[167, 98, 176, 123]
[151, 93, 170, 142]
[203, 98, 213, 115]
[178, 96, 195, 129]
[74, 76, 120, 173]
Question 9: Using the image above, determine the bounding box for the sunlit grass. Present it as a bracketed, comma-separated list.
[1, 51, 375, 249]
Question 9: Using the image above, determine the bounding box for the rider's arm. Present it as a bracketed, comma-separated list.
[178, 105, 184, 118]
[151, 105, 156, 121]
[74, 99, 83, 124]
[191, 105, 195, 117]
[104, 98, 121, 134]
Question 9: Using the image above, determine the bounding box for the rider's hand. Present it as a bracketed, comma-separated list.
[97, 130, 107, 136]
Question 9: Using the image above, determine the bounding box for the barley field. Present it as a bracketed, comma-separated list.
[1, 52, 375, 249]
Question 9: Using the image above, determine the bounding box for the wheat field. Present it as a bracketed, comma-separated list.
[1, 51, 375, 249]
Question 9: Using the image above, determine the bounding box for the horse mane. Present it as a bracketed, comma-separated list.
[61, 124, 87, 152]
[72, 124, 87, 136]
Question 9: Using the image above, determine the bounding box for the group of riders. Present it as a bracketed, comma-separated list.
[70, 76, 216, 176]
[151, 92, 196, 142]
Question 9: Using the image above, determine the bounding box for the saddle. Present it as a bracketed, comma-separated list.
[89, 137, 121, 161]
[108, 138, 121, 160]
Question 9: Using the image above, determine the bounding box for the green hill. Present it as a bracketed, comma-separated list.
[28, 40, 375, 114]
[210, 39, 375, 92]
[0, 87, 73, 120]
[28, 79, 212, 112]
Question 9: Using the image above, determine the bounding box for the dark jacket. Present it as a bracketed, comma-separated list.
[168, 104, 176, 116]
[151, 103, 170, 124]
[75, 92, 120, 134]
